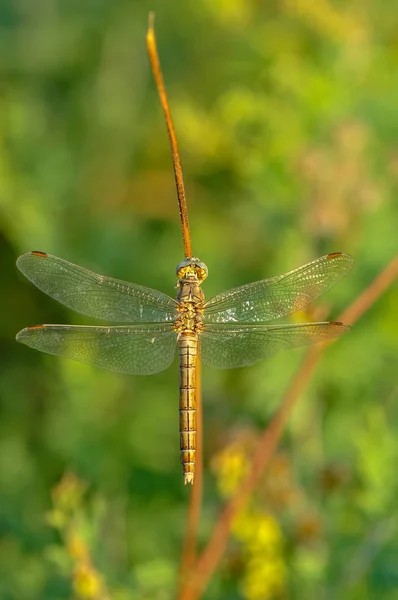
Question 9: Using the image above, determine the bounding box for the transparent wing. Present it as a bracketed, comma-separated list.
[16, 323, 177, 374]
[200, 322, 349, 369]
[204, 253, 354, 324]
[17, 252, 177, 323]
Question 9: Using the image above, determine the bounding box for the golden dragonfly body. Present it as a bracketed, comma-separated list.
[174, 259, 207, 483]
[16, 250, 353, 484]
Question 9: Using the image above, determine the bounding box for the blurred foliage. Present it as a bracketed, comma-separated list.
[213, 437, 288, 599]
[0, 0, 398, 599]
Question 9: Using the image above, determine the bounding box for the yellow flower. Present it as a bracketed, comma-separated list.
[73, 562, 103, 599]
[213, 440, 287, 599]
[234, 510, 286, 600]
[247, 515, 283, 555]
[213, 444, 249, 497]
[241, 556, 286, 600]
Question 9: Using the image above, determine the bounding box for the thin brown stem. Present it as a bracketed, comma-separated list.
[146, 14, 200, 594]
[339, 255, 398, 325]
[181, 254, 398, 600]
[179, 357, 203, 600]
[146, 13, 192, 258]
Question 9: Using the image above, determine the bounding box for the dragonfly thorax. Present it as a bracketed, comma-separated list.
[174, 284, 205, 333]
[174, 260, 206, 334]
[176, 279, 205, 305]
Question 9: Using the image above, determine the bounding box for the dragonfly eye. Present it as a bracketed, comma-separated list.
[196, 267, 208, 281]
[176, 258, 208, 281]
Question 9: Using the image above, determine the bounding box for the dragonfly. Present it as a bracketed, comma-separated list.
[16, 250, 353, 484]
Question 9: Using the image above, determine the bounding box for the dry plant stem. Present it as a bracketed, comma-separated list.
[179, 357, 203, 598]
[145, 13, 202, 595]
[339, 255, 398, 324]
[181, 254, 398, 600]
[146, 14, 192, 258]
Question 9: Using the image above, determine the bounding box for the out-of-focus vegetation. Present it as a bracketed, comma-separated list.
[1, 1, 397, 598]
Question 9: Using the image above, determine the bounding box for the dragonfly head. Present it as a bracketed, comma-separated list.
[176, 258, 208, 283]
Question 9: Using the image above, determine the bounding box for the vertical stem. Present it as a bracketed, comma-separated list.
[146, 13, 192, 258]
[146, 14, 202, 597]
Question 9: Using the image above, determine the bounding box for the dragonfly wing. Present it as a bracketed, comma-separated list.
[16, 323, 178, 374]
[200, 322, 349, 369]
[17, 252, 177, 323]
[204, 253, 354, 324]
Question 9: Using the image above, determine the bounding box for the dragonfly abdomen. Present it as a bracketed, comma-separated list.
[178, 331, 198, 485]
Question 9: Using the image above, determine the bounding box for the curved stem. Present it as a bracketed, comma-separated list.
[181, 254, 398, 600]
[146, 13, 192, 258]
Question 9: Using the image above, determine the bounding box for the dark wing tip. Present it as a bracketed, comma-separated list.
[16, 250, 48, 264]
[16, 250, 49, 273]
[31, 251, 48, 258]
[328, 321, 351, 332]
[326, 251, 355, 266]
[16, 325, 45, 342]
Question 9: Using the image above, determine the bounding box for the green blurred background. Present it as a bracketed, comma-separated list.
[1, 1, 397, 599]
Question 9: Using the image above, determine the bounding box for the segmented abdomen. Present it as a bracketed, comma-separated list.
[178, 331, 197, 484]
